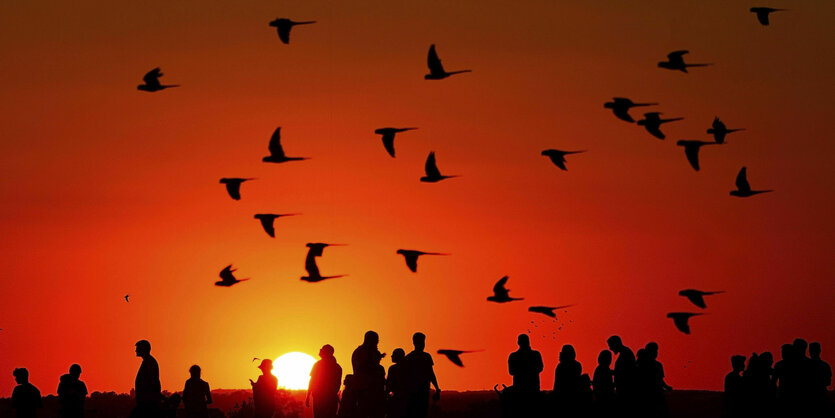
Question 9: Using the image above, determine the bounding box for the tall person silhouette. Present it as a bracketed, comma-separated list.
[183, 365, 212, 418]
[351, 331, 386, 418]
[593, 350, 615, 417]
[58, 364, 88, 418]
[606, 335, 636, 415]
[11, 368, 42, 418]
[723, 355, 746, 418]
[307, 344, 343, 418]
[508, 334, 544, 394]
[386, 349, 408, 418]
[250, 359, 278, 418]
[553, 344, 585, 417]
[132, 340, 161, 418]
[808, 342, 832, 414]
[405, 333, 441, 418]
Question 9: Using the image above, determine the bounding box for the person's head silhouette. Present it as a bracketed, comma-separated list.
[793, 338, 808, 357]
[13, 368, 28, 385]
[606, 336, 624, 353]
[780, 344, 794, 361]
[189, 365, 201, 379]
[68, 364, 82, 380]
[760, 352, 773, 367]
[413, 332, 426, 352]
[392, 348, 405, 364]
[257, 359, 273, 375]
[363, 331, 379, 347]
[517, 334, 531, 349]
[135, 340, 151, 358]
[320, 344, 335, 359]
[809, 342, 822, 360]
[598, 350, 612, 368]
[646, 342, 659, 360]
[731, 355, 746, 372]
[559, 345, 576, 362]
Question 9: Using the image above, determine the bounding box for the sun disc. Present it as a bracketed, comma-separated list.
[274, 351, 316, 390]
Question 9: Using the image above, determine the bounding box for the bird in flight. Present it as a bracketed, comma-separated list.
[657, 51, 712, 73]
[425, 44, 471, 80]
[707, 117, 745, 144]
[375, 127, 418, 158]
[268, 18, 316, 44]
[676, 140, 717, 171]
[437, 349, 483, 367]
[679, 289, 726, 309]
[302, 243, 347, 282]
[263, 127, 308, 163]
[124, 294, 130, 302]
[396, 250, 449, 273]
[421, 152, 459, 183]
[730, 167, 772, 197]
[216, 265, 249, 287]
[750, 7, 787, 26]
[137, 68, 179, 92]
[541, 149, 585, 171]
[254, 213, 300, 238]
[637, 112, 683, 140]
[487, 276, 524, 303]
[604, 98, 658, 123]
[528, 305, 574, 318]
[252, 357, 261, 363]
[220, 178, 255, 200]
[667, 312, 703, 334]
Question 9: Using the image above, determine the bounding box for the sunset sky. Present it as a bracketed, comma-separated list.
[1, 1, 834, 397]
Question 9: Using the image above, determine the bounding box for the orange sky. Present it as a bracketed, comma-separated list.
[1, 1, 834, 396]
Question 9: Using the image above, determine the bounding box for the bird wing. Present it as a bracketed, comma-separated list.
[427, 45, 445, 74]
[439, 351, 464, 367]
[219, 265, 235, 283]
[735, 167, 751, 192]
[646, 125, 665, 140]
[382, 132, 396, 157]
[305, 252, 321, 277]
[268, 127, 286, 158]
[493, 276, 509, 294]
[258, 217, 275, 238]
[425, 152, 441, 178]
[673, 316, 691, 334]
[278, 22, 292, 43]
[143, 68, 162, 87]
[225, 182, 242, 200]
[686, 294, 707, 309]
[405, 254, 418, 273]
[668, 50, 689, 60]
[549, 155, 567, 170]
[756, 11, 770, 25]
[682, 144, 701, 171]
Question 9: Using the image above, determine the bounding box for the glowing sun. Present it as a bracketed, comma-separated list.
[274, 352, 316, 390]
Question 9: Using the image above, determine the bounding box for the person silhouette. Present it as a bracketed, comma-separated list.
[183, 365, 212, 418]
[11, 368, 42, 418]
[250, 359, 278, 418]
[723, 355, 746, 417]
[553, 344, 584, 417]
[508, 334, 544, 394]
[642, 342, 671, 418]
[405, 332, 440, 418]
[386, 348, 408, 418]
[307, 344, 343, 418]
[606, 335, 636, 414]
[131, 340, 161, 418]
[808, 342, 832, 415]
[57, 364, 88, 418]
[337, 374, 358, 418]
[351, 331, 386, 418]
[774, 343, 800, 414]
[743, 351, 775, 417]
[593, 350, 615, 417]
[792, 338, 815, 412]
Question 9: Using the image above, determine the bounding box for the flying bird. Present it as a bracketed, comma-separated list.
[657, 50, 712, 73]
[528, 305, 574, 318]
[637, 112, 683, 140]
[137, 68, 179, 92]
[268, 18, 316, 44]
[707, 117, 745, 144]
[437, 349, 482, 367]
[252, 357, 261, 363]
[487, 276, 524, 303]
[679, 289, 726, 309]
[604, 98, 658, 123]
[425, 44, 471, 80]
[750, 7, 787, 26]
[420, 152, 459, 183]
[216, 265, 249, 287]
[302, 243, 347, 282]
[676, 140, 718, 171]
[667, 312, 703, 334]
[124, 294, 130, 302]
[541, 149, 585, 171]
[396, 249, 449, 273]
[263, 127, 308, 163]
[375, 127, 417, 158]
[730, 167, 772, 197]
[254, 213, 300, 238]
[220, 178, 255, 200]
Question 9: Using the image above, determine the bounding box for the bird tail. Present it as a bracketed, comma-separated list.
[448, 70, 472, 75]
[162, 84, 181, 88]
[662, 117, 685, 123]
[634, 102, 659, 107]
[296, 21, 317, 25]
[686, 63, 713, 67]
[729, 128, 746, 133]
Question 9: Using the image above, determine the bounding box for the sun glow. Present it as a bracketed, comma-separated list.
[274, 352, 316, 390]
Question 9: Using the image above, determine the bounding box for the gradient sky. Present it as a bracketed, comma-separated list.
[1, 0, 834, 396]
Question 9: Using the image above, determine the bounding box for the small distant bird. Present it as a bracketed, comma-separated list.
[658, 50, 712, 73]
[541, 149, 585, 171]
[679, 289, 726, 309]
[667, 312, 703, 334]
[269, 18, 316, 44]
[252, 357, 260, 363]
[375, 127, 418, 158]
[676, 140, 717, 171]
[124, 294, 130, 302]
[750, 7, 787, 26]
[302, 243, 347, 282]
[730, 167, 772, 197]
[263, 127, 308, 163]
[528, 305, 574, 318]
[487, 276, 524, 303]
[420, 152, 459, 183]
[425, 44, 471, 80]
[137, 68, 179, 92]
[437, 349, 482, 367]
[707, 117, 745, 144]
[637, 112, 683, 140]
[254, 213, 300, 238]
[604, 98, 658, 123]
[216, 265, 249, 287]
[220, 178, 255, 200]
[396, 249, 449, 273]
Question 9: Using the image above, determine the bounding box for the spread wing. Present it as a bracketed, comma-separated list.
[425, 152, 441, 178]
[225, 182, 241, 200]
[258, 217, 275, 238]
[756, 11, 770, 25]
[427, 45, 445, 74]
[668, 50, 689, 60]
[405, 254, 418, 273]
[382, 132, 396, 157]
[683, 144, 701, 171]
[278, 22, 292, 44]
[268, 127, 286, 158]
[673, 316, 691, 334]
[735, 167, 751, 192]
[219, 265, 235, 283]
[493, 276, 509, 295]
[687, 294, 706, 309]
[305, 252, 321, 277]
[143, 68, 162, 87]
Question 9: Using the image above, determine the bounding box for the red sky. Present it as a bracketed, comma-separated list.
[1, 0, 834, 396]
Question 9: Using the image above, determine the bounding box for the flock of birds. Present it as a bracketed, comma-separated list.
[128, 6, 790, 365]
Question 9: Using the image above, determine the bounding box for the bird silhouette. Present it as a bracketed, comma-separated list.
[124, 294, 130, 302]
[637, 112, 683, 140]
[604, 98, 658, 123]
[487, 276, 524, 303]
[541, 149, 585, 171]
[657, 50, 712, 73]
[425, 44, 471, 80]
[420, 152, 459, 182]
[437, 349, 483, 367]
[263, 127, 308, 163]
[302, 243, 347, 282]
[137, 68, 179, 92]
[679, 289, 726, 309]
[667, 312, 703, 334]
[268, 18, 316, 44]
[219, 178, 255, 200]
[216, 265, 249, 287]
[254, 213, 300, 238]
[750, 7, 787, 26]
[396, 249, 449, 273]
[730, 167, 772, 197]
[707, 117, 745, 144]
[374, 127, 417, 158]
[252, 357, 261, 363]
[676, 140, 717, 171]
[528, 305, 574, 318]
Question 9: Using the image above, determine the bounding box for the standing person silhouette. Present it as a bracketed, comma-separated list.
[337, 375, 358, 418]
[724, 355, 746, 418]
[132, 340, 161, 418]
[351, 331, 386, 418]
[57, 364, 88, 418]
[405, 332, 440, 418]
[182, 365, 212, 418]
[809, 342, 831, 416]
[553, 344, 584, 417]
[11, 368, 42, 418]
[386, 349, 408, 418]
[250, 359, 278, 418]
[593, 350, 615, 417]
[307, 344, 343, 418]
[508, 334, 544, 394]
[606, 335, 636, 415]
[643, 342, 671, 418]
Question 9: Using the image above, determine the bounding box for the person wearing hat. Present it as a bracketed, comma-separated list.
[307, 344, 343, 418]
[250, 359, 278, 418]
